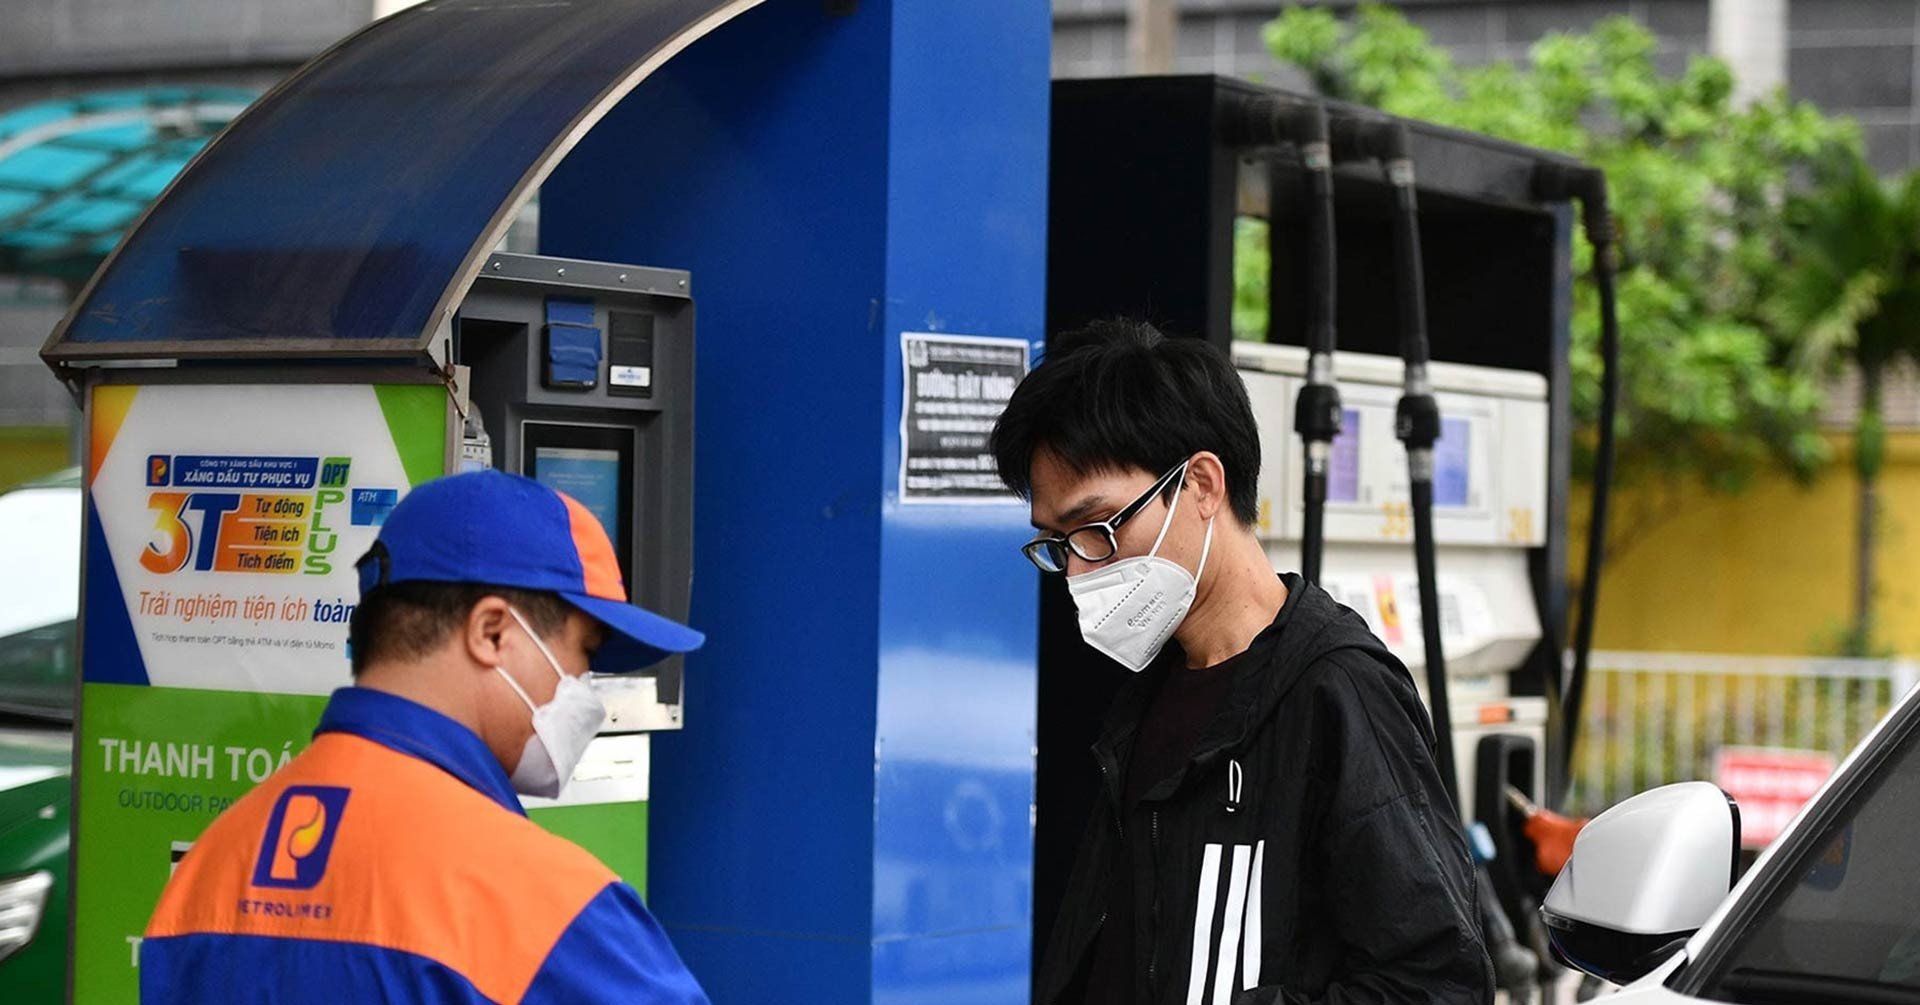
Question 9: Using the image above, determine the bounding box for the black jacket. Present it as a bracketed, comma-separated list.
[1036, 576, 1494, 1005]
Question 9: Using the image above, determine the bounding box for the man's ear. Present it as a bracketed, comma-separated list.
[463, 596, 514, 669]
[1188, 451, 1230, 520]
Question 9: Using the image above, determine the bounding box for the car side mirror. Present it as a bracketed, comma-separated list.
[1540, 781, 1740, 985]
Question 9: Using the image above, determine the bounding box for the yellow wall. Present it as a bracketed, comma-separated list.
[0, 426, 72, 492]
[1584, 432, 1920, 656]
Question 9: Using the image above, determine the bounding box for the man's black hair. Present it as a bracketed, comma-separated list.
[990, 319, 1262, 525]
[347, 580, 574, 676]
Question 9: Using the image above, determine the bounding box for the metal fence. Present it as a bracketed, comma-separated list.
[1567, 650, 1920, 817]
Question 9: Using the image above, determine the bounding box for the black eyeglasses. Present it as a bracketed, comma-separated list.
[1021, 460, 1189, 574]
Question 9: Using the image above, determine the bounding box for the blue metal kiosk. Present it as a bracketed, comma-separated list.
[43, 2, 1048, 1003]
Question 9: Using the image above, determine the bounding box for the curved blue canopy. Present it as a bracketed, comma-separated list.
[43, 0, 758, 363]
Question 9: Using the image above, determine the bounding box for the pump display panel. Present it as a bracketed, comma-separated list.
[535, 447, 620, 531]
[523, 422, 636, 585]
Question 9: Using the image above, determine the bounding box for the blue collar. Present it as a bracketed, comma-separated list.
[314, 686, 526, 816]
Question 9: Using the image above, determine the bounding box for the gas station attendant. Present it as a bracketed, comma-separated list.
[138, 470, 709, 1004]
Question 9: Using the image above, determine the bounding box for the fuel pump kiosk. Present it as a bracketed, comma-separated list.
[42, 2, 1050, 1003]
[41, 246, 696, 1000]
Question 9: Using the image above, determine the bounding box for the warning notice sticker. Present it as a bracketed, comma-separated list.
[899, 332, 1030, 503]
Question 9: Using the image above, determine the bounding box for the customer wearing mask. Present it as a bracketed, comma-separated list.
[141, 470, 708, 1004]
[997, 321, 1492, 1005]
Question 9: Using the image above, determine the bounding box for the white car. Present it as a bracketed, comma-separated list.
[1542, 679, 1920, 1002]
[0, 469, 80, 718]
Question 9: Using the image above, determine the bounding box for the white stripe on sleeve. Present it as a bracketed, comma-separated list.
[1212, 844, 1253, 1005]
[1185, 843, 1224, 1005]
[1242, 839, 1266, 990]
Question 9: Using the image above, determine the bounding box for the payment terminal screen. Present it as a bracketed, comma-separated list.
[534, 447, 622, 536]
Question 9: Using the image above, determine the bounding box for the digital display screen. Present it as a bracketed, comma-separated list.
[1329, 409, 1361, 503]
[534, 447, 623, 536]
[1435, 417, 1471, 507]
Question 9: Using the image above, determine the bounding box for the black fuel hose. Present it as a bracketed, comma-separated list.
[1226, 96, 1343, 586]
[1533, 163, 1620, 805]
[1291, 103, 1341, 586]
[1333, 116, 1460, 811]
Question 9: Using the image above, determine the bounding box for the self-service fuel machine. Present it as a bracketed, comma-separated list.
[41, 247, 698, 1000]
[41, 2, 1049, 1003]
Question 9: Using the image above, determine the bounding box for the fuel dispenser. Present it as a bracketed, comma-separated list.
[1235, 342, 1552, 807]
[1044, 74, 1608, 994]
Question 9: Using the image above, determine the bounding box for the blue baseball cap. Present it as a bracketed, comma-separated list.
[356, 469, 702, 673]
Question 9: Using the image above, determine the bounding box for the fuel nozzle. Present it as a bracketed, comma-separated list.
[1506, 783, 1590, 878]
[1466, 823, 1543, 999]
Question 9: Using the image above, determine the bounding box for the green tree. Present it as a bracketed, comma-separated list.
[1259, 5, 1860, 561]
[1769, 154, 1920, 655]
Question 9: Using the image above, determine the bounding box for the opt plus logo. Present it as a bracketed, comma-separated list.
[138, 454, 351, 576]
[251, 786, 350, 890]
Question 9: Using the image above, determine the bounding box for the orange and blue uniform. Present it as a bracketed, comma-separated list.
[142, 687, 707, 1004]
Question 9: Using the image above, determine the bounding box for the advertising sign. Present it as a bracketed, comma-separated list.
[1715, 746, 1837, 849]
[73, 382, 447, 1002]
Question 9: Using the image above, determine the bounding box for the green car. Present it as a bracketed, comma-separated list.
[0, 469, 80, 1002]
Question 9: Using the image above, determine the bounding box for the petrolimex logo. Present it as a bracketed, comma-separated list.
[139, 454, 359, 576]
[251, 786, 350, 890]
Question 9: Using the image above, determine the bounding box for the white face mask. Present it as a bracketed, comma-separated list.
[494, 607, 606, 798]
[1065, 470, 1215, 673]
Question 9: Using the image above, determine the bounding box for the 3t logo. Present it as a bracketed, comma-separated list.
[137, 487, 342, 576]
[139, 492, 241, 574]
[252, 786, 350, 890]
